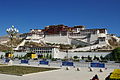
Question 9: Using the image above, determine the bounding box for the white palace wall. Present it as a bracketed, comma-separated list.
[44, 35, 71, 44]
[54, 51, 110, 59]
[0, 51, 110, 59]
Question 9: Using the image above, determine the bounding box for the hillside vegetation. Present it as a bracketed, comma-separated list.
[0, 44, 10, 52]
[0, 38, 23, 52]
[105, 47, 120, 61]
[24, 42, 45, 47]
[4, 38, 23, 47]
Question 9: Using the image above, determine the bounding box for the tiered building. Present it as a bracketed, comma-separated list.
[18, 24, 119, 52]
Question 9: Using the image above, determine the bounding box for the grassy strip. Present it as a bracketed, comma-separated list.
[0, 65, 58, 76]
[0, 64, 7, 65]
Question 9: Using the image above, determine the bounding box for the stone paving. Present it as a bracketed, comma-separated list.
[0, 60, 118, 80]
[0, 64, 113, 80]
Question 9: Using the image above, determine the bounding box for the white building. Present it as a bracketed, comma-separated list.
[17, 46, 60, 58]
[17, 25, 119, 52]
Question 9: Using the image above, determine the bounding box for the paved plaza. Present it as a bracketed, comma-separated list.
[0, 60, 119, 80]
[0, 64, 113, 80]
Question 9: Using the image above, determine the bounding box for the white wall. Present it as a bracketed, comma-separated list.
[89, 34, 98, 42]
[0, 51, 110, 59]
[69, 35, 87, 39]
[98, 33, 107, 37]
[0, 52, 5, 56]
[44, 35, 70, 44]
[0, 52, 27, 57]
[54, 51, 110, 59]
[13, 52, 27, 56]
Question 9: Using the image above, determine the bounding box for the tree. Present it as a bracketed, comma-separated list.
[111, 47, 120, 61]
[93, 55, 99, 60]
[88, 55, 92, 60]
[100, 55, 104, 60]
[15, 54, 19, 58]
[81, 56, 84, 60]
[0, 55, 3, 59]
[73, 56, 79, 60]
[49, 54, 52, 59]
[46, 54, 49, 59]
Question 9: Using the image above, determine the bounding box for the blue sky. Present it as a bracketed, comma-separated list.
[0, 0, 120, 36]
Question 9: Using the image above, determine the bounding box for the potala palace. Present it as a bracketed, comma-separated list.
[2, 25, 120, 58]
[16, 24, 119, 50]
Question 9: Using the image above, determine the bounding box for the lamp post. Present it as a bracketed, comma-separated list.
[6, 25, 19, 58]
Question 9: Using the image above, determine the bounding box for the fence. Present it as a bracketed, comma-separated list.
[39, 61, 49, 65]
[62, 61, 74, 66]
[21, 60, 29, 64]
[90, 63, 105, 68]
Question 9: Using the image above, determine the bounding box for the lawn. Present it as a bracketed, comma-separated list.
[0, 64, 7, 65]
[0, 64, 5, 65]
[0, 65, 58, 76]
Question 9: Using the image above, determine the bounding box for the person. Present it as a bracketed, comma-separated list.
[92, 74, 99, 80]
